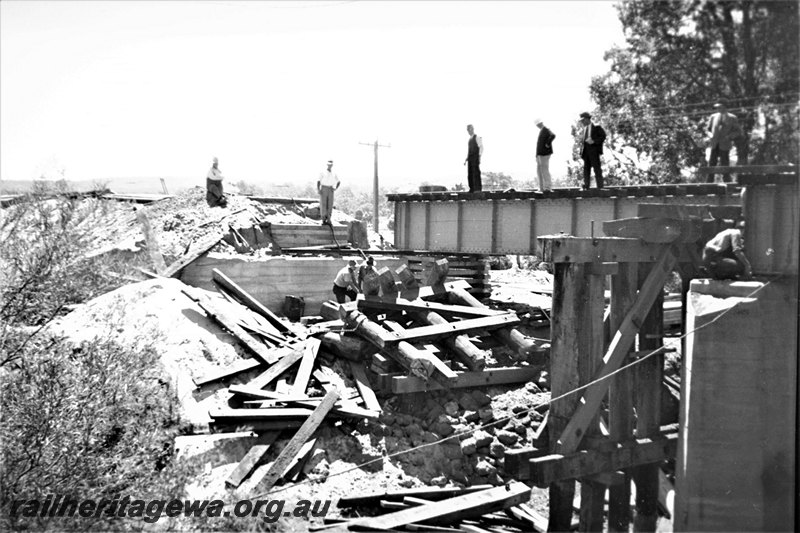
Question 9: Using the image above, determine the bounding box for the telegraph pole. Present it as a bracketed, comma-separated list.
[359, 139, 390, 234]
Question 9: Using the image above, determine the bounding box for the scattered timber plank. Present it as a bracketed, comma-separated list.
[344, 482, 531, 530]
[193, 357, 263, 389]
[163, 232, 223, 277]
[182, 288, 280, 365]
[602, 217, 701, 243]
[225, 431, 280, 488]
[337, 485, 494, 508]
[358, 298, 506, 318]
[530, 433, 678, 487]
[390, 366, 539, 394]
[380, 314, 520, 344]
[281, 438, 316, 481]
[291, 338, 320, 395]
[252, 389, 339, 494]
[350, 362, 382, 412]
[510, 503, 548, 532]
[211, 268, 291, 335]
[246, 342, 307, 389]
[209, 407, 315, 420]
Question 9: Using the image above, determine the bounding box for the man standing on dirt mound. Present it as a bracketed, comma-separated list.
[317, 159, 340, 225]
[206, 157, 227, 207]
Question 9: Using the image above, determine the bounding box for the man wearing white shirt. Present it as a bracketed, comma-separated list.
[206, 157, 227, 207]
[317, 160, 340, 225]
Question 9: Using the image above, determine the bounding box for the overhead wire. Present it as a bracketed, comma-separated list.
[235, 275, 781, 503]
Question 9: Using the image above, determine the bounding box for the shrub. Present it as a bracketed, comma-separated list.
[0, 185, 194, 531]
[0, 332, 192, 531]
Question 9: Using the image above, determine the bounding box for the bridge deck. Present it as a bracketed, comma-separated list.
[389, 184, 741, 255]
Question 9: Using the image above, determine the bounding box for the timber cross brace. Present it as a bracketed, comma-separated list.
[535, 235, 687, 532]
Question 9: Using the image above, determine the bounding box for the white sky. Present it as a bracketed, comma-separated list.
[1, 0, 624, 192]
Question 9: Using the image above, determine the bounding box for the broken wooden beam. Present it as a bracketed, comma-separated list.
[343, 482, 531, 530]
[343, 309, 442, 381]
[389, 365, 540, 394]
[350, 362, 382, 412]
[377, 267, 399, 296]
[411, 310, 486, 371]
[163, 231, 223, 277]
[182, 288, 281, 365]
[357, 297, 506, 318]
[446, 288, 540, 360]
[337, 485, 494, 508]
[319, 331, 375, 361]
[246, 342, 307, 390]
[380, 314, 520, 344]
[530, 432, 677, 487]
[211, 268, 292, 335]
[225, 431, 280, 488]
[193, 357, 263, 389]
[291, 338, 320, 395]
[251, 389, 339, 494]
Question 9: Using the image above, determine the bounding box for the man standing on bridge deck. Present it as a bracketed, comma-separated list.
[464, 124, 483, 192]
[706, 102, 743, 183]
[535, 118, 556, 191]
[579, 112, 606, 189]
[206, 157, 227, 208]
[317, 159, 340, 225]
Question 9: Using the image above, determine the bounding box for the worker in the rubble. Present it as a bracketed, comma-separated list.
[702, 218, 753, 280]
[317, 160, 340, 226]
[332, 260, 360, 303]
[358, 256, 377, 290]
[206, 157, 227, 208]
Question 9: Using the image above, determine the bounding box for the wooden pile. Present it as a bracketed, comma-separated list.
[318, 483, 540, 532]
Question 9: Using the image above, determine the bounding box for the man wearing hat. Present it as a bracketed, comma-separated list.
[332, 260, 360, 303]
[706, 102, 742, 183]
[206, 157, 227, 208]
[579, 112, 607, 189]
[317, 159, 340, 225]
[535, 118, 556, 191]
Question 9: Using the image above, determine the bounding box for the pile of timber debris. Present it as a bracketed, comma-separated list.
[323, 482, 546, 532]
[187, 258, 549, 493]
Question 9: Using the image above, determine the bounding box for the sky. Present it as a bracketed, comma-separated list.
[1, 0, 624, 193]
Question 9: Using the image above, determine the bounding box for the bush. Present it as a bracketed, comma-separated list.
[0, 332, 192, 531]
[0, 186, 194, 531]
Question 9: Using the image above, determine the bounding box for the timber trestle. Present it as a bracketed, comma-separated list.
[518, 207, 710, 532]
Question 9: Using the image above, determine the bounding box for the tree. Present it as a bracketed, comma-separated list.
[590, 0, 799, 183]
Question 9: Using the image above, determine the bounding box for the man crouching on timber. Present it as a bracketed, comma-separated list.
[702, 218, 753, 280]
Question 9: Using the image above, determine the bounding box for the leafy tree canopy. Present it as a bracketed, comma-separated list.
[590, 0, 799, 183]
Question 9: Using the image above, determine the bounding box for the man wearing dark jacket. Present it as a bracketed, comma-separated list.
[579, 112, 607, 189]
[464, 124, 483, 192]
[535, 119, 556, 191]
